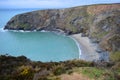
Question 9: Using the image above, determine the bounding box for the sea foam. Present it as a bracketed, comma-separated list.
[6, 29, 36, 33]
[0, 28, 8, 32]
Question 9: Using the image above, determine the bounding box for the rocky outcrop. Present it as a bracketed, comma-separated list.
[4, 3, 120, 58]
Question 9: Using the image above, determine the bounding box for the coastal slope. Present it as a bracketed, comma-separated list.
[4, 3, 120, 61]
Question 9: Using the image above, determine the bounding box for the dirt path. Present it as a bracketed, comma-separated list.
[61, 73, 91, 80]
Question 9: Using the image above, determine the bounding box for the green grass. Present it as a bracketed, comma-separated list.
[97, 31, 109, 38]
[91, 31, 109, 39]
[110, 51, 120, 62]
[72, 67, 115, 80]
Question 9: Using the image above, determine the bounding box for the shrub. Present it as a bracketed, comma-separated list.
[110, 51, 120, 62]
[111, 62, 120, 80]
[15, 65, 34, 80]
[52, 64, 65, 75]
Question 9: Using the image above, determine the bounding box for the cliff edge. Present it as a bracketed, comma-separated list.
[4, 3, 120, 61]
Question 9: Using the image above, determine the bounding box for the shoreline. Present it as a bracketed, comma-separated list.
[71, 33, 100, 61]
[1, 28, 109, 61]
[69, 36, 81, 59]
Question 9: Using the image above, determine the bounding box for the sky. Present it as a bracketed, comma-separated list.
[0, 0, 119, 9]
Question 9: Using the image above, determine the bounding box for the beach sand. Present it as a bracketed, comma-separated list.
[71, 34, 100, 61]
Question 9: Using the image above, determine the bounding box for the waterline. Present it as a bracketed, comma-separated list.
[69, 36, 81, 59]
[0, 28, 81, 60]
[0, 28, 8, 32]
[0, 30, 79, 62]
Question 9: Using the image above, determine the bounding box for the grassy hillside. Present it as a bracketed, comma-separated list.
[0, 55, 120, 80]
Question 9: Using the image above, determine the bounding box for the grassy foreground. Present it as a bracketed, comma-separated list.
[0, 55, 120, 80]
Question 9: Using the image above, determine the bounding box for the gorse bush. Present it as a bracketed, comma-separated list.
[12, 65, 34, 80]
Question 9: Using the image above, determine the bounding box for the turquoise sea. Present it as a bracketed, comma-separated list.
[0, 9, 80, 62]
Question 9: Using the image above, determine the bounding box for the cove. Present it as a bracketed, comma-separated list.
[0, 30, 79, 62]
[0, 9, 80, 62]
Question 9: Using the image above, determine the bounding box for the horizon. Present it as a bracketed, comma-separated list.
[0, 0, 120, 9]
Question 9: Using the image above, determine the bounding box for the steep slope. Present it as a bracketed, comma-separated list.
[4, 3, 120, 61]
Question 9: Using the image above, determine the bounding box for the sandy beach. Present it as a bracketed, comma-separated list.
[71, 34, 100, 61]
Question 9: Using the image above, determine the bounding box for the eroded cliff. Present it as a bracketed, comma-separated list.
[4, 3, 120, 61]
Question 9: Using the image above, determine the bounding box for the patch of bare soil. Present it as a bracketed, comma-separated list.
[60, 73, 91, 80]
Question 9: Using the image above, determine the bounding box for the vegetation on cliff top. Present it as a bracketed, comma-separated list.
[0, 55, 120, 80]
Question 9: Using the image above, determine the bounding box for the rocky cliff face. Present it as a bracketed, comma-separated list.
[4, 3, 120, 59]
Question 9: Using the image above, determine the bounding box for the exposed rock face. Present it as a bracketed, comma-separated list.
[4, 4, 120, 55]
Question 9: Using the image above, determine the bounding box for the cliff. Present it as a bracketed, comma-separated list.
[4, 3, 120, 61]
